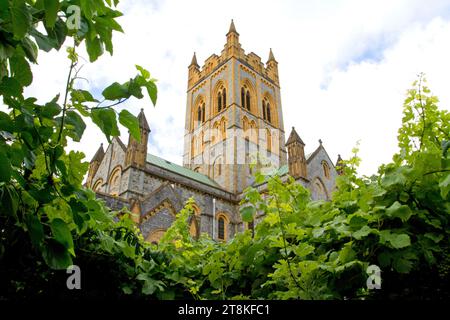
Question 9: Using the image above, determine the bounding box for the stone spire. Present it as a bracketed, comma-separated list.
[267, 48, 277, 63]
[228, 19, 238, 35]
[286, 127, 304, 146]
[125, 109, 150, 167]
[286, 127, 307, 180]
[336, 154, 345, 175]
[91, 143, 105, 163]
[190, 52, 199, 67]
[137, 108, 150, 133]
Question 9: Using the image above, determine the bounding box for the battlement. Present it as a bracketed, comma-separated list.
[188, 21, 279, 89]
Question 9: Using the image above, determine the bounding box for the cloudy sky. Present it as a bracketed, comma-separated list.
[25, 0, 450, 176]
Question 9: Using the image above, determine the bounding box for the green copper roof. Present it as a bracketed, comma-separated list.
[146, 153, 221, 189]
[278, 164, 288, 176]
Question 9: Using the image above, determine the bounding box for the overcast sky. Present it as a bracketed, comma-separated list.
[25, 0, 450, 176]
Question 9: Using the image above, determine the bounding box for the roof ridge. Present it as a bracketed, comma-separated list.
[146, 153, 220, 188]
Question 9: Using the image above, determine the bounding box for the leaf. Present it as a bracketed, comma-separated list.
[294, 243, 315, 258]
[42, 240, 73, 269]
[240, 205, 256, 223]
[0, 111, 14, 132]
[136, 65, 150, 79]
[30, 28, 57, 52]
[119, 109, 140, 142]
[0, 77, 22, 97]
[10, 0, 32, 40]
[41, 101, 61, 118]
[86, 36, 104, 62]
[0, 185, 19, 219]
[381, 171, 406, 188]
[353, 225, 374, 240]
[21, 37, 38, 62]
[44, 0, 59, 28]
[0, 153, 12, 182]
[25, 214, 44, 249]
[380, 231, 411, 249]
[386, 201, 412, 222]
[51, 218, 74, 255]
[10, 53, 32, 86]
[439, 173, 450, 198]
[91, 108, 120, 142]
[65, 110, 86, 142]
[71, 89, 98, 103]
[145, 81, 157, 106]
[102, 82, 129, 100]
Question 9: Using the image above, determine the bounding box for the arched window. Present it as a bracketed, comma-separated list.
[92, 179, 103, 192]
[217, 92, 222, 112]
[262, 100, 266, 120]
[214, 157, 223, 179]
[108, 166, 122, 196]
[202, 103, 205, 123]
[189, 218, 199, 239]
[197, 106, 202, 124]
[221, 118, 227, 139]
[222, 88, 226, 109]
[249, 120, 257, 143]
[218, 217, 225, 240]
[266, 129, 272, 152]
[212, 121, 220, 144]
[312, 177, 328, 201]
[246, 91, 251, 111]
[146, 229, 167, 243]
[322, 161, 330, 179]
[266, 103, 271, 123]
[217, 213, 229, 241]
[241, 87, 245, 109]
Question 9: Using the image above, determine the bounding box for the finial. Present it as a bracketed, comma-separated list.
[319, 139, 323, 145]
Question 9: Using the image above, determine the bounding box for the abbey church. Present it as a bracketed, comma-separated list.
[85, 21, 342, 243]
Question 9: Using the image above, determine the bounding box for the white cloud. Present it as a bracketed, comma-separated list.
[20, 0, 450, 176]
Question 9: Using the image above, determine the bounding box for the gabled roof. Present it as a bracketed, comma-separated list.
[91, 144, 105, 163]
[146, 153, 221, 189]
[306, 143, 336, 168]
[286, 127, 305, 145]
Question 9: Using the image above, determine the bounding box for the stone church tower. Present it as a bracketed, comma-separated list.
[86, 20, 342, 243]
[183, 20, 288, 194]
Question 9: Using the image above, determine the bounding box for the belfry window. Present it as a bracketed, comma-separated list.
[197, 106, 202, 124]
[218, 93, 222, 112]
[222, 89, 226, 109]
[246, 91, 250, 111]
[241, 86, 251, 111]
[202, 103, 205, 122]
[266, 103, 271, 123]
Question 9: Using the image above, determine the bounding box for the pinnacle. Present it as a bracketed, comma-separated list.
[190, 52, 199, 67]
[268, 48, 276, 62]
[229, 19, 237, 33]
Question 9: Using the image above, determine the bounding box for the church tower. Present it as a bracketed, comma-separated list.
[183, 20, 287, 194]
[125, 109, 150, 168]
